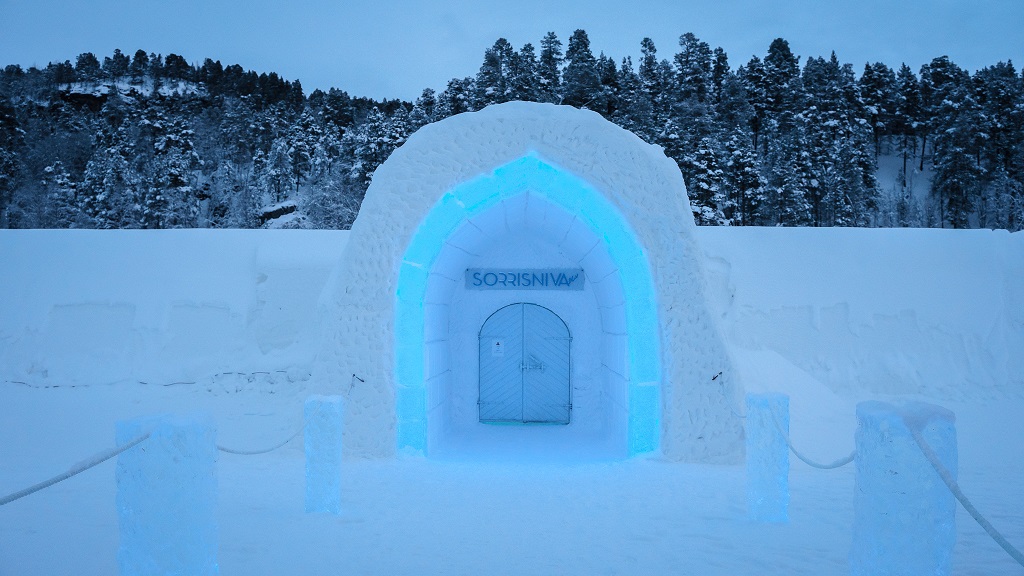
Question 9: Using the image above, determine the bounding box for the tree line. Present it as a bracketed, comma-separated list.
[0, 34, 1021, 230]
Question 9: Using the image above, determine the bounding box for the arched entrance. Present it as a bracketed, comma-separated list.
[420, 187, 632, 458]
[322, 102, 745, 464]
[478, 303, 571, 424]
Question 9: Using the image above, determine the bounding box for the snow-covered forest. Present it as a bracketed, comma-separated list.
[0, 31, 1021, 230]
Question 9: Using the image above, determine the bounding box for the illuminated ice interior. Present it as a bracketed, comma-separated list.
[396, 154, 661, 458]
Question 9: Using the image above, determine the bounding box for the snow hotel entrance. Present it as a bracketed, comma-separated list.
[318, 101, 746, 463]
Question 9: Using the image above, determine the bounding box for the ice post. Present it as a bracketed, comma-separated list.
[116, 415, 218, 576]
[746, 393, 790, 522]
[851, 401, 957, 576]
[305, 395, 343, 514]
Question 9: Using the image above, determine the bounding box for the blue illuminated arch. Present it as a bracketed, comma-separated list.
[395, 153, 661, 455]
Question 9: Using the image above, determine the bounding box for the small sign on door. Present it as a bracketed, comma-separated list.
[491, 339, 505, 357]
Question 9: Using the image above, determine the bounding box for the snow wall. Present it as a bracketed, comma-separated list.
[0, 229, 343, 389]
[700, 227, 1024, 400]
[1, 227, 1020, 452]
[316, 102, 744, 463]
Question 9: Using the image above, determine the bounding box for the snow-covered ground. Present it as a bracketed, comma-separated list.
[1, 227, 1022, 575]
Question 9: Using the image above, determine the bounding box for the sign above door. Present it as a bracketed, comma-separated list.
[466, 268, 585, 291]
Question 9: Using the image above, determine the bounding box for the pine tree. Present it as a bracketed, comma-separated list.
[0, 100, 22, 225]
[436, 77, 474, 119]
[102, 49, 130, 84]
[80, 125, 138, 228]
[199, 58, 225, 93]
[930, 83, 983, 228]
[975, 62, 1024, 180]
[287, 109, 321, 193]
[656, 114, 686, 176]
[409, 88, 437, 129]
[716, 72, 754, 135]
[686, 137, 729, 225]
[75, 52, 102, 83]
[132, 104, 201, 228]
[763, 39, 801, 116]
[671, 96, 716, 176]
[129, 50, 149, 85]
[859, 62, 896, 157]
[723, 129, 767, 225]
[163, 53, 191, 82]
[74, 90, 141, 227]
[562, 29, 601, 109]
[320, 88, 355, 132]
[509, 43, 540, 102]
[973, 62, 1024, 229]
[537, 32, 563, 103]
[737, 56, 768, 152]
[266, 138, 294, 204]
[779, 151, 815, 227]
[763, 121, 813, 226]
[893, 63, 922, 196]
[919, 56, 969, 171]
[674, 32, 713, 102]
[638, 38, 668, 119]
[711, 47, 730, 103]
[474, 38, 515, 107]
[799, 53, 875, 226]
[595, 53, 619, 117]
[611, 57, 655, 142]
[351, 107, 409, 190]
[152, 124, 200, 228]
[148, 53, 165, 93]
[42, 160, 81, 227]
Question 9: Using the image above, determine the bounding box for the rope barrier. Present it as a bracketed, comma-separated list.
[0, 433, 150, 506]
[770, 409, 856, 470]
[216, 405, 319, 456]
[216, 426, 305, 455]
[909, 426, 1024, 568]
[2, 403, 314, 504]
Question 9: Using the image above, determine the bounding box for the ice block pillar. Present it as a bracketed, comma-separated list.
[745, 393, 790, 522]
[305, 395, 344, 514]
[851, 401, 957, 576]
[116, 415, 218, 576]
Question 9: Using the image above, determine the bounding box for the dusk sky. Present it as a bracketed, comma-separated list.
[2, 0, 1022, 101]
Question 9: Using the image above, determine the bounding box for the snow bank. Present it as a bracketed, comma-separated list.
[699, 227, 1024, 399]
[1, 226, 1019, 401]
[0, 229, 345, 387]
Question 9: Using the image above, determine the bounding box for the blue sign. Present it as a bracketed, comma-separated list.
[466, 268, 585, 291]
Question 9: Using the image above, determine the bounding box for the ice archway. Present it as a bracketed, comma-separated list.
[397, 154, 661, 457]
[318, 102, 744, 463]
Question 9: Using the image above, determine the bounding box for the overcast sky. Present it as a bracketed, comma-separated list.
[1, 0, 1021, 101]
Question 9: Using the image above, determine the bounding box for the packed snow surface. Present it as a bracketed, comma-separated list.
[1, 226, 1022, 574]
